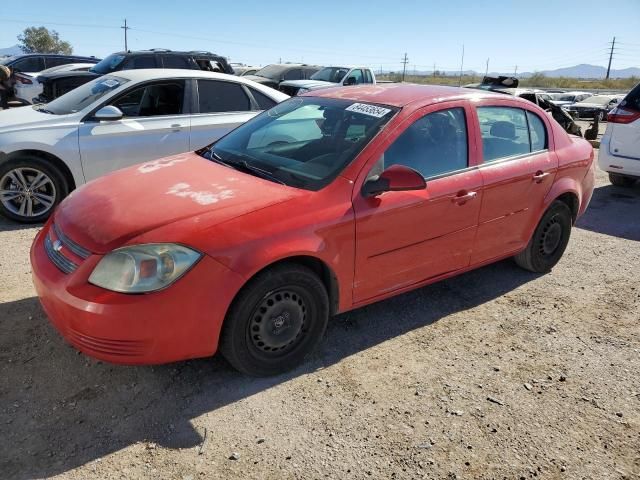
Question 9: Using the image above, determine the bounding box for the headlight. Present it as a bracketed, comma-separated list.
[296, 88, 309, 95]
[89, 244, 201, 293]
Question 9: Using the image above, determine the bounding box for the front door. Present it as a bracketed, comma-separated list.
[79, 80, 190, 181]
[471, 104, 558, 264]
[352, 102, 482, 303]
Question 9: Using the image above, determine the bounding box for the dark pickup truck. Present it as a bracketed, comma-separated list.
[35, 49, 234, 103]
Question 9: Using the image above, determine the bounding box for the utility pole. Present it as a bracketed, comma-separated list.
[485, 58, 490, 77]
[401, 52, 409, 82]
[458, 44, 465, 86]
[514, 65, 518, 77]
[433, 63, 436, 77]
[121, 19, 130, 51]
[606, 36, 616, 79]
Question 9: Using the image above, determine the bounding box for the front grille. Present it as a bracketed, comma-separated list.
[67, 328, 149, 357]
[44, 223, 92, 274]
[53, 223, 90, 259]
[45, 234, 78, 274]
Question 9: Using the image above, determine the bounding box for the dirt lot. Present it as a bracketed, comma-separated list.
[0, 153, 639, 480]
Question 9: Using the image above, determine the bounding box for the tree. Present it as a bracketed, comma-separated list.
[18, 27, 73, 55]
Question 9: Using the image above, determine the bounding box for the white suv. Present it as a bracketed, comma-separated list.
[598, 83, 640, 187]
[0, 69, 288, 222]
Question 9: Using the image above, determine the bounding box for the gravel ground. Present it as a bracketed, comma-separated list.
[0, 153, 639, 480]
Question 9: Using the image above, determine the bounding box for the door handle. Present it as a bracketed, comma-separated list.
[452, 191, 477, 205]
[533, 171, 550, 183]
[170, 124, 184, 132]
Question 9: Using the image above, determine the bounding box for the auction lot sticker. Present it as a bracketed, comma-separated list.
[346, 103, 392, 118]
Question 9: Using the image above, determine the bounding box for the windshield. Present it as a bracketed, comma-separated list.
[578, 96, 612, 105]
[310, 67, 350, 83]
[253, 65, 289, 79]
[90, 54, 125, 74]
[203, 97, 398, 191]
[557, 94, 577, 102]
[43, 75, 128, 115]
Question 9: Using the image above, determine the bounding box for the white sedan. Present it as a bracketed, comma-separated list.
[0, 69, 288, 222]
[14, 63, 96, 104]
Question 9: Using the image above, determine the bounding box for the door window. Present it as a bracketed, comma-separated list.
[125, 55, 156, 69]
[197, 80, 251, 113]
[364, 69, 373, 83]
[526, 111, 547, 152]
[45, 57, 71, 68]
[348, 69, 364, 84]
[160, 55, 190, 69]
[11, 56, 45, 72]
[283, 69, 302, 80]
[248, 88, 277, 110]
[382, 108, 468, 178]
[477, 107, 532, 162]
[110, 81, 185, 117]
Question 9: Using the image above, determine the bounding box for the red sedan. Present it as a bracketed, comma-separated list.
[30, 84, 595, 376]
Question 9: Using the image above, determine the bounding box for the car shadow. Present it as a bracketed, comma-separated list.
[576, 182, 640, 241]
[0, 216, 42, 233]
[1, 259, 539, 479]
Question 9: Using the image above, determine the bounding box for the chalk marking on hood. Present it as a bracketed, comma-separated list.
[166, 182, 234, 206]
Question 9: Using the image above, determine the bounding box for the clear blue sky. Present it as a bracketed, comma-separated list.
[1, 0, 639, 73]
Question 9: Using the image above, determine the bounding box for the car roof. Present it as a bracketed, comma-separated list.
[308, 83, 509, 107]
[111, 69, 248, 82]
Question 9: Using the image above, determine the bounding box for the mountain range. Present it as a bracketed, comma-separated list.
[0, 45, 24, 57]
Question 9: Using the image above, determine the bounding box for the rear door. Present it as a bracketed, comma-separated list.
[352, 101, 482, 303]
[79, 79, 190, 181]
[470, 102, 558, 264]
[608, 85, 640, 160]
[189, 79, 259, 150]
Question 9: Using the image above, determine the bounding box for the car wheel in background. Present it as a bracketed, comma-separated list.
[598, 111, 606, 121]
[608, 173, 636, 188]
[514, 201, 572, 273]
[220, 263, 329, 376]
[0, 156, 68, 223]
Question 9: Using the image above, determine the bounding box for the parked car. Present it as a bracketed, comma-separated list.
[567, 94, 625, 121]
[0, 53, 100, 99]
[279, 66, 376, 96]
[243, 64, 321, 89]
[0, 69, 288, 222]
[598, 82, 640, 187]
[550, 91, 592, 108]
[33, 49, 234, 103]
[14, 63, 95, 104]
[30, 84, 595, 376]
[230, 63, 260, 76]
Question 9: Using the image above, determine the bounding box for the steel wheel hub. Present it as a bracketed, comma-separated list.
[540, 215, 562, 256]
[0, 167, 56, 218]
[250, 290, 307, 353]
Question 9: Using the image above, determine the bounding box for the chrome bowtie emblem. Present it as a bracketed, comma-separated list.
[52, 240, 63, 252]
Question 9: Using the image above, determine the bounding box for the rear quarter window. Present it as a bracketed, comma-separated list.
[622, 83, 640, 111]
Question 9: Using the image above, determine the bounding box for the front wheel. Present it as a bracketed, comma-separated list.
[0, 156, 68, 223]
[219, 263, 329, 376]
[514, 201, 572, 273]
[609, 173, 636, 188]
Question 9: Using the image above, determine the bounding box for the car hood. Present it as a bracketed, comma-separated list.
[0, 106, 77, 134]
[279, 80, 336, 90]
[54, 152, 303, 254]
[37, 70, 99, 82]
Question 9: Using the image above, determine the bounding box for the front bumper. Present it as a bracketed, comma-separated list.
[30, 223, 245, 365]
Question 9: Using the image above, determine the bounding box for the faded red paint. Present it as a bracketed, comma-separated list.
[31, 85, 595, 365]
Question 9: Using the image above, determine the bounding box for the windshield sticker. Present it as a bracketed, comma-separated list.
[101, 78, 120, 88]
[346, 103, 391, 118]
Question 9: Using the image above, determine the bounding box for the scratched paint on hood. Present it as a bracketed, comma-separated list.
[166, 182, 235, 205]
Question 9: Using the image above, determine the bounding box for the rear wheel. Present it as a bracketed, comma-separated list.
[514, 201, 572, 273]
[219, 263, 329, 376]
[0, 156, 68, 223]
[609, 172, 636, 188]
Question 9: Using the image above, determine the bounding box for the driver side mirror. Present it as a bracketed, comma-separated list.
[344, 76, 357, 86]
[362, 165, 426, 197]
[93, 105, 123, 121]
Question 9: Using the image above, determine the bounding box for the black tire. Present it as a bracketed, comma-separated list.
[0, 155, 68, 223]
[514, 201, 572, 273]
[609, 172, 636, 188]
[219, 263, 329, 376]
